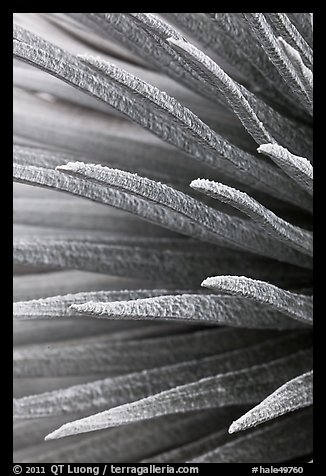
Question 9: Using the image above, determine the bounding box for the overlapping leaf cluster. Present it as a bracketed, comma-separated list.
[13, 13, 313, 463]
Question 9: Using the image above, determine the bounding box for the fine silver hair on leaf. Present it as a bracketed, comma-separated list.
[13, 12, 313, 463]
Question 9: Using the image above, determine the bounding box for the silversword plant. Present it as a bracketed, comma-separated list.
[13, 12, 313, 463]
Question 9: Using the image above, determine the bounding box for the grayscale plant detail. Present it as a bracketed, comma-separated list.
[13, 12, 313, 463]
